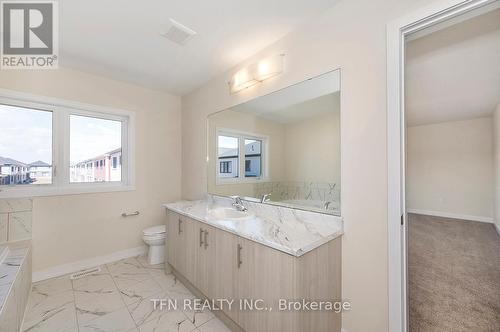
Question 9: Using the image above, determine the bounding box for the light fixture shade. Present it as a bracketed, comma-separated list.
[229, 67, 259, 93]
[229, 54, 285, 94]
[254, 54, 284, 81]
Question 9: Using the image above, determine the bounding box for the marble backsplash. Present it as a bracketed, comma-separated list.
[0, 199, 33, 244]
[254, 181, 340, 205]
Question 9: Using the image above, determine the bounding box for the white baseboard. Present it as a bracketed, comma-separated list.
[32, 245, 147, 282]
[407, 209, 494, 224]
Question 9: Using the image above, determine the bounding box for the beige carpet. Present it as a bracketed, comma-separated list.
[408, 214, 500, 331]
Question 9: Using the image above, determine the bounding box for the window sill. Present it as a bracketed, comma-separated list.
[0, 184, 135, 199]
[216, 177, 269, 186]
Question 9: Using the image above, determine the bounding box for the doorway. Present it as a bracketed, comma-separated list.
[405, 7, 500, 331]
[387, 1, 500, 331]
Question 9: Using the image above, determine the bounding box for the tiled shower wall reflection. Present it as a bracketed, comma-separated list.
[254, 181, 340, 206]
[0, 199, 32, 243]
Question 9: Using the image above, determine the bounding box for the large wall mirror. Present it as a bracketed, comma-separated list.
[207, 69, 341, 215]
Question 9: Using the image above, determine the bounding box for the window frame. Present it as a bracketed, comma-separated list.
[215, 128, 268, 185]
[0, 89, 135, 198]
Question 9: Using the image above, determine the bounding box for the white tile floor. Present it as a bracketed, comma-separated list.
[22, 256, 230, 332]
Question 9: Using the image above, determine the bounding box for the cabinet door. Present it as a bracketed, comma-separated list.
[214, 229, 240, 323]
[166, 210, 179, 269]
[195, 223, 217, 299]
[173, 214, 196, 283]
[237, 237, 297, 332]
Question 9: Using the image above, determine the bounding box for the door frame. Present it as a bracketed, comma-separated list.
[386, 0, 499, 331]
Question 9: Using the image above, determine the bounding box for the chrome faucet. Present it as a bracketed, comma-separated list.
[232, 196, 248, 212]
[261, 193, 271, 203]
[324, 201, 332, 210]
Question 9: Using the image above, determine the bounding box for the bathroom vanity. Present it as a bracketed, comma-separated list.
[164, 69, 344, 331]
[163, 196, 343, 332]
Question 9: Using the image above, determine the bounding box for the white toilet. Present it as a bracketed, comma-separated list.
[142, 225, 166, 265]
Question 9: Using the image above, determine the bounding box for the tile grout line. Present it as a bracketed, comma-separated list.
[70, 275, 80, 332]
[195, 317, 215, 331]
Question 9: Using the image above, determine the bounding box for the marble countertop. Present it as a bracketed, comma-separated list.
[163, 196, 343, 257]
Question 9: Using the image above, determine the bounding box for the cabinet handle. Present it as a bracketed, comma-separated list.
[178, 219, 183, 235]
[199, 228, 204, 247]
[237, 244, 243, 268]
[204, 230, 209, 249]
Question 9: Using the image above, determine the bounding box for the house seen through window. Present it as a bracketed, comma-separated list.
[217, 135, 239, 178]
[70, 115, 122, 183]
[220, 161, 232, 173]
[0, 104, 53, 186]
[244, 139, 262, 178]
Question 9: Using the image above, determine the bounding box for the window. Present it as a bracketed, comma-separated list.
[220, 161, 232, 173]
[0, 92, 135, 198]
[217, 135, 239, 178]
[70, 115, 122, 183]
[216, 130, 266, 183]
[0, 104, 52, 186]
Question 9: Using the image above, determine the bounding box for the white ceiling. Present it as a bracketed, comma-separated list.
[59, 0, 338, 95]
[405, 8, 500, 126]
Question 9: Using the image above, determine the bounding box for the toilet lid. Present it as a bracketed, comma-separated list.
[143, 225, 166, 235]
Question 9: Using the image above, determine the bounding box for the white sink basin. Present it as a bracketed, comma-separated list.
[208, 207, 255, 221]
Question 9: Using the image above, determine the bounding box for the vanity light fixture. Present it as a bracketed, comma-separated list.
[229, 54, 285, 94]
[230, 67, 259, 94]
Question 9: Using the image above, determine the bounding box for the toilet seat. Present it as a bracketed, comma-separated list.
[143, 225, 166, 236]
[143, 233, 166, 240]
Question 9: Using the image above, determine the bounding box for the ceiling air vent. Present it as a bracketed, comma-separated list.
[161, 19, 197, 45]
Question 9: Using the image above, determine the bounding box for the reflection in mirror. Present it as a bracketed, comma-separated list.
[207, 70, 341, 215]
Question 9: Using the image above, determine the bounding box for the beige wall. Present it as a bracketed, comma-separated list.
[0, 68, 182, 272]
[284, 93, 340, 184]
[494, 105, 500, 230]
[181, 1, 436, 331]
[407, 118, 494, 220]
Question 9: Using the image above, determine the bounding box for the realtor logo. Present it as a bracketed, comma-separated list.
[1, 1, 58, 69]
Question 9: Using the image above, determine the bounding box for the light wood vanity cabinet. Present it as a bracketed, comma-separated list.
[194, 222, 217, 299]
[166, 210, 341, 332]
